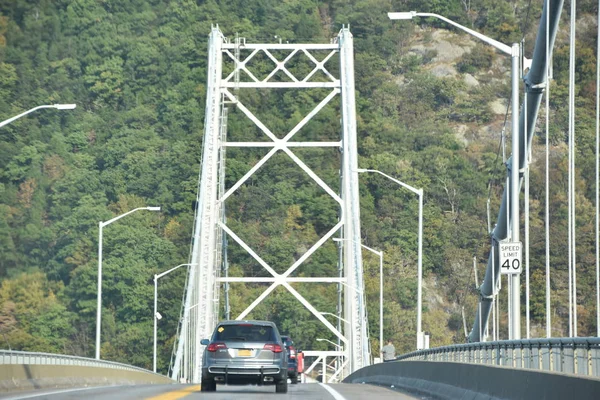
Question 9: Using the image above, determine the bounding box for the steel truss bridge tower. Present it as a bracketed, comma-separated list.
[171, 26, 369, 383]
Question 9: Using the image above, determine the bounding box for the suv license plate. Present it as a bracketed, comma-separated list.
[238, 349, 252, 357]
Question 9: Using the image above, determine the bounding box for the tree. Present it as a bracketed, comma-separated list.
[0, 205, 17, 276]
[0, 271, 74, 353]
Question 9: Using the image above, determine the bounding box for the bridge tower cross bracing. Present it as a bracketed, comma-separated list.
[171, 26, 369, 382]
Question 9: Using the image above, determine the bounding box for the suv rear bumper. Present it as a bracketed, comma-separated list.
[207, 366, 281, 375]
[203, 366, 287, 385]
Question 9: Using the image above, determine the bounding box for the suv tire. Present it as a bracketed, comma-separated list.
[200, 378, 216, 392]
[275, 379, 288, 393]
[290, 375, 298, 384]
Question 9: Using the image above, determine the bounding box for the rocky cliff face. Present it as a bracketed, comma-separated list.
[401, 27, 512, 148]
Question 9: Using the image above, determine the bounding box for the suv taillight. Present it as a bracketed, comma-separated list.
[207, 342, 227, 352]
[263, 343, 283, 353]
[289, 345, 297, 359]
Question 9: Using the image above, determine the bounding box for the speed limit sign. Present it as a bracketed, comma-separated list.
[499, 241, 522, 275]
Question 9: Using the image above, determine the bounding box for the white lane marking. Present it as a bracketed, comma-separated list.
[3, 385, 126, 399]
[319, 383, 348, 400]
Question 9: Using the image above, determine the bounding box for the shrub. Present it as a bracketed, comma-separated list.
[457, 45, 494, 74]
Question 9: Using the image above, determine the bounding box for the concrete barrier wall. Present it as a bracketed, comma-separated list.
[0, 364, 173, 393]
[344, 360, 600, 400]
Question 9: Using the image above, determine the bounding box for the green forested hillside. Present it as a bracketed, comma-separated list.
[0, 0, 598, 373]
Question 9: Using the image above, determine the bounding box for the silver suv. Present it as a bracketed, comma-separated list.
[200, 320, 288, 393]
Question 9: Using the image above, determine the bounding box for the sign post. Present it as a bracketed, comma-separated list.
[499, 241, 522, 275]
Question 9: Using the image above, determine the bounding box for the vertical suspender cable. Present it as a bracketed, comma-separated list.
[524, 88, 530, 339]
[568, 159, 573, 337]
[492, 244, 496, 340]
[478, 302, 482, 341]
[474, 257, 482, 340]
[510, 41, 521, 341]
[506, 147, 511, 340]
[569, 0, 577, 337]
[507, 174, 510, 340]
[545, 0, 552, 339]
[497, 272, 501, 339]
[522, 39, 530, 338]
[503, 121, 510, 341]
[567, 1, 573, 337]
[596, 0, 600, 337]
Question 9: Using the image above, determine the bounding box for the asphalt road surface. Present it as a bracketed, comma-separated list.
[0, 382, 425, 400]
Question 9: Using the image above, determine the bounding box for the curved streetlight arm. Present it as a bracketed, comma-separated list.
[388, 11, 512, 55]
[338, 280, 363, 294]
[156, 263, 193, 281]
[359, 244, 382, 258]
[319, 312, 350, 324]
[356, 169, 422, 197]
[100, 206, 161, 228]
[317, 338, 343, 349]
[333, 237, 382, 257]
[0, 104, 77, 128]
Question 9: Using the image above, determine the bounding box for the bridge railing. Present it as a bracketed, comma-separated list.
[394, 337, 600, 377]
[0, 349, 173, 393]
[0, 349, 153, 373]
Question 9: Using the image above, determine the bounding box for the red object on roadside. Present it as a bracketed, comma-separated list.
[297, 351, 304, 373]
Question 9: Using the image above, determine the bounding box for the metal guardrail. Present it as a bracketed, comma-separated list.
[394, 337, 600, 377]
[0, 350, 154, 374]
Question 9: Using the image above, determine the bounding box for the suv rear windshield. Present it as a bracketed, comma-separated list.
[214, 324, 277, 342]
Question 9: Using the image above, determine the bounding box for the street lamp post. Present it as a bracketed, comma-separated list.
[154, 263, 194, 373]
[356, 168, 425, 349]
[388, 11, 522, 340]
[0, 104, 77, 128]
[96, 206, 161, 360]
[333, 238, 384, 356]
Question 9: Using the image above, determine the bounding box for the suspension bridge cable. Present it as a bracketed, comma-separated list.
[568, 0, 577, 337]
[596, 0, 600, 337]
[545, 0, 552, 339]
[492, 243, 497, 340]
[524, 88, 531, 339]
